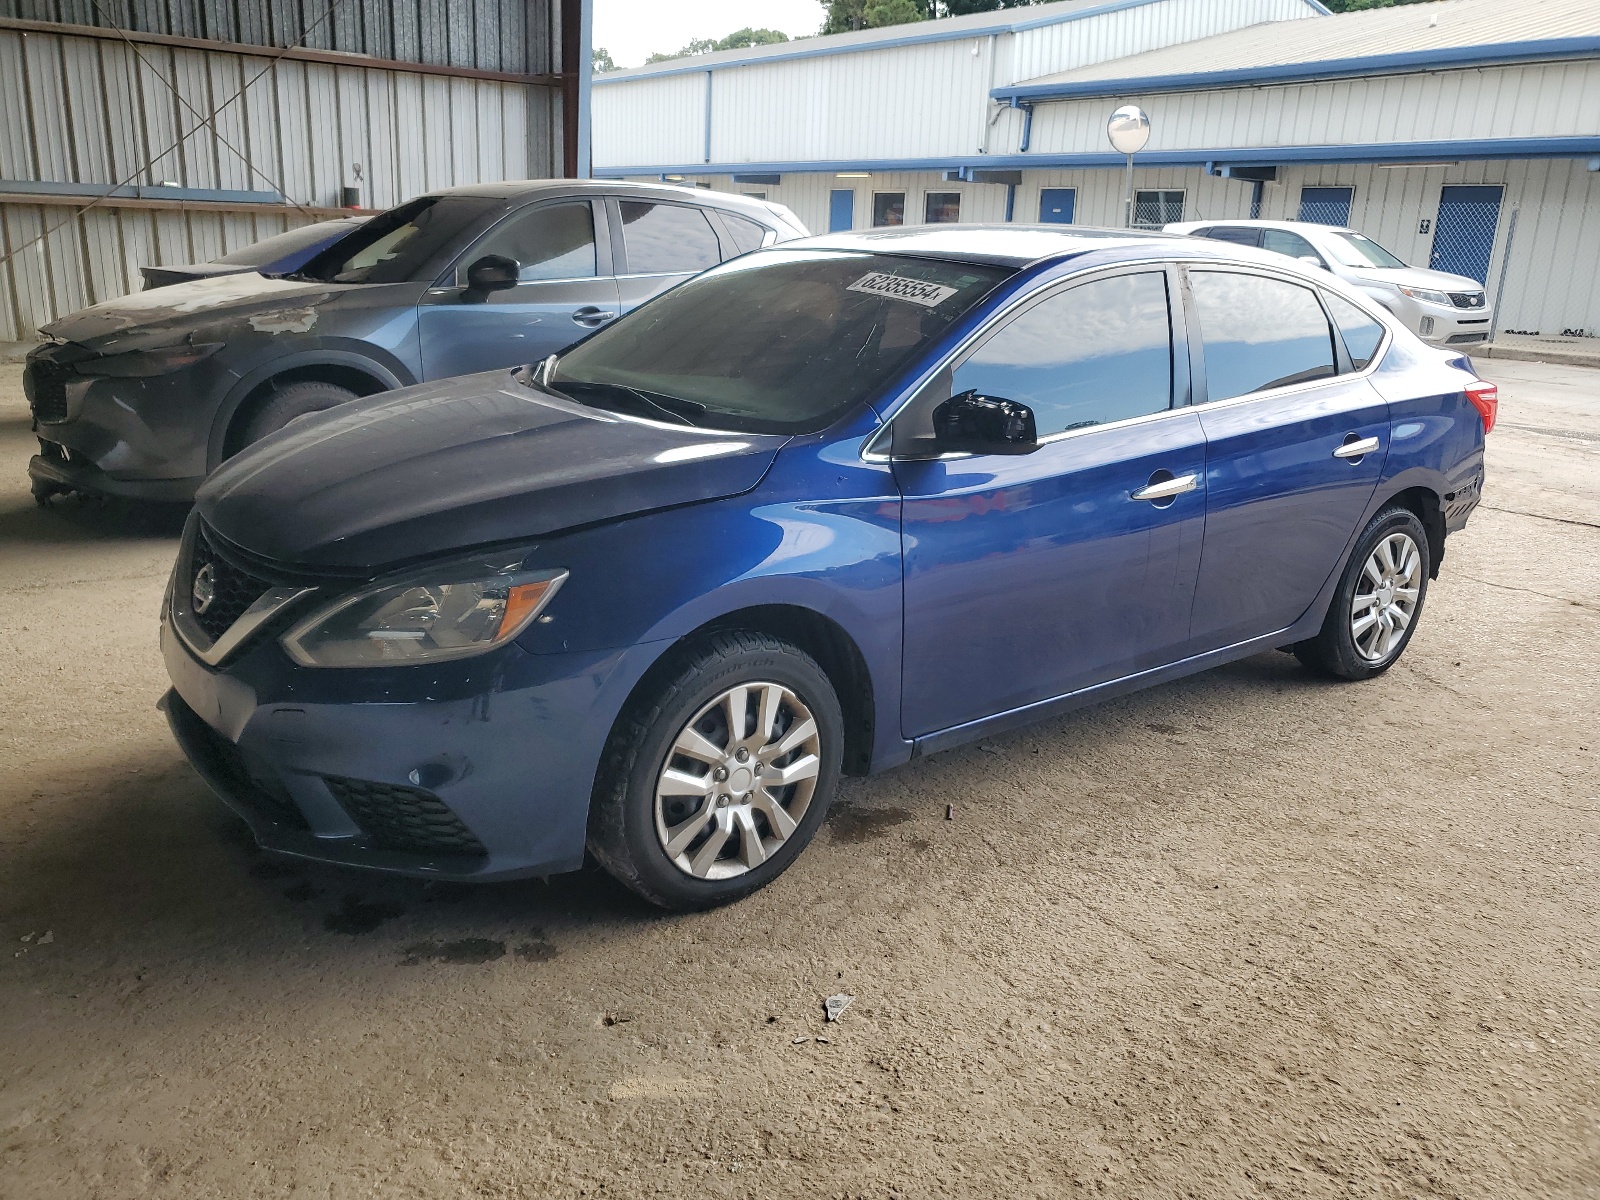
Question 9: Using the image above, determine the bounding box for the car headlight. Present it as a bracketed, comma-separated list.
[78, 341, 224, 377]
[281, 554, 567, 668]
[1397, 286, 1450, 306]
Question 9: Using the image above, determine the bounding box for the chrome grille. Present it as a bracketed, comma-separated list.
[189, 526, 273, 643]
[1449, 291, 1486, 309]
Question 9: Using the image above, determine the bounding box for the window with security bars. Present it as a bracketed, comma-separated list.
[1298, 186, 1353, 227]
[1133, 190, 1184, 228]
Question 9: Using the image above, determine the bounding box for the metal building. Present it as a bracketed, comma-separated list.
[0, 0, 593, 343]
[594, 0, 1600, 335]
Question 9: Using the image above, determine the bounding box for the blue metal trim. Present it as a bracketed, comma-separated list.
[1020, 103, 1034, 153]
[589, 0, 1315, 85]
[703, 71, 713, 164]
[1004, 183, 1016, 223]
[0, 178, 285, 204]
[576, 0, 593, 178]
[594, 136, 1600, 179]
[991, 37, 1600, 103]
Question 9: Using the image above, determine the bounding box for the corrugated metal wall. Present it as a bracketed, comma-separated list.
[0, 0, 553, 73]
[655, 157, 1600, 334]
[1025, 61, 1600, 154]
[592, 0, 1316, 171]
[0, 1, 570, 342]
[1007, 0, 1310, 85]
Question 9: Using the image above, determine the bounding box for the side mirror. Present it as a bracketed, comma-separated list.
[464, 254, 519, 299]
[932, 390, 1038, 455]
[1298, 255, 1325, 270]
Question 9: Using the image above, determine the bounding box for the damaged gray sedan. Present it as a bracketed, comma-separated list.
[24, 180, 805, 503]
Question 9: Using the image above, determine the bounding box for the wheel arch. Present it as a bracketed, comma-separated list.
[611, 604, 877, 778]
[1377, 483, 1446, 578]
[208, 349, 411, 467]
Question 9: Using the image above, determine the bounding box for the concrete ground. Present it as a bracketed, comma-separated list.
[1, 360, 1596, 1200]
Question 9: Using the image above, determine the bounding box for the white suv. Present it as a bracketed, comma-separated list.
[1164, 218, 1493, 348]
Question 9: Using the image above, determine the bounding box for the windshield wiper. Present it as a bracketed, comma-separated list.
[548, 380, 705, 428]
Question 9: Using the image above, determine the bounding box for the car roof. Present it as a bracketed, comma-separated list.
[1167, 219, 1356, 235]
[782, 224, 1188, 268]
[422, 178, 797, 225]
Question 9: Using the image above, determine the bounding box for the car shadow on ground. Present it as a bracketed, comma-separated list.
[0, 491, 190, 544]
[3, 649, 1329, 989]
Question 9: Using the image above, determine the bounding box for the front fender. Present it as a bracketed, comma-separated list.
[515, 442, 909, 771]
[207, 340, 419, 470]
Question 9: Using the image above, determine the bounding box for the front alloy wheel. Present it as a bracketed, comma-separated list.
[588, 631, 843, 910]
[654, 682, 822, 879]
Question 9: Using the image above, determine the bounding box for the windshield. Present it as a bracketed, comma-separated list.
[1325, 231, 1408, 270]
[295, 196, 500, 284]
[547, 250, 1014, 434]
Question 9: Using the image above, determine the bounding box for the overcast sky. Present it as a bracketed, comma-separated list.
[593, 0, 828, 68]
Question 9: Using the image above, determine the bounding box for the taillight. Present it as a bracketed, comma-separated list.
[1464, 380, 1498, 434]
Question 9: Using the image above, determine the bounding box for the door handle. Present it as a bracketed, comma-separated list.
[1333, 435, 1381, 459]
[571, 306, 616, 326]
[1130, 473, 1199, 502]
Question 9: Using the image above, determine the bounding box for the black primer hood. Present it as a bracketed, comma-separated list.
[197, 372, 789, 572]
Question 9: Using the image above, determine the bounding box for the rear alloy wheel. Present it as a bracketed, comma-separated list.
[1295, 505, 1431, 680]
[588, 631, 843, 910]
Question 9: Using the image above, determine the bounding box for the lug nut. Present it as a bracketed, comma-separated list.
[713, 765, 729, 782]
[735, 747, 749, 762]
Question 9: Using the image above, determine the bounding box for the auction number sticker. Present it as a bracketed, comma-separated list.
[847, 272, 958, 308]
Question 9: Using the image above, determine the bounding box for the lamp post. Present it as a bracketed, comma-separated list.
[1107, 105, 1150, 228]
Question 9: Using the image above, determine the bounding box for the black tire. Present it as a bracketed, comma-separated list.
[588, 631, 844, 911]
[237, 380, 358, 448]
[1295, 504, 1432, 681]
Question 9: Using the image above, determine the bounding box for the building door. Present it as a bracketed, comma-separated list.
[1430, 185, 1503, 284]
[1298, 186, 1353, 226]
[829, 189, 855, 232]
[1038, 188, 1075, 223]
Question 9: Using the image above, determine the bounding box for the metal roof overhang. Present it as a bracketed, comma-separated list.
[991, 36, 1600, 103]
[596, 136, 1600, 180]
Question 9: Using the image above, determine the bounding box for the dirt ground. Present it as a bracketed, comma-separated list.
[1, 357, 1596, 1200]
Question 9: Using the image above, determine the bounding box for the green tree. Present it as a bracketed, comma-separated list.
[715, 27, 791, 50]
[645, 28, 791, 64]
[822, 0, 929, 35]
[1321, 0, 1432, 9]
[592, 46, 616, 72]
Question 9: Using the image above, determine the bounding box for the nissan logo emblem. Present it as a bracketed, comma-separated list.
[192, 563, 216, 614]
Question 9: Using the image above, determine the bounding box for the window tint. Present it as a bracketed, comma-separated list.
[619, 202, 722, 274]
[1324, 291, 1387, 370]
[873, 193, 905, 227]
[924, 192, 961, 224]
[952, 272, 1173, 437]
[298, 195, 500, 284]
[551, 251, 1012, 435]
[1204, 226, 1261, 247]
[1192, 271, 1336, 401]
[720, 212, 770, 255]
[461, 202, 596, 283]
[1260, 228, 1322, 264]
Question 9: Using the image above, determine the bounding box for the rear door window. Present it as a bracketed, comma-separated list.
[1324, 292, 1387, 370]
[618, 202, 723, 274]
[1203, 226, 1262, 247]
[1191, 271, 1337, 401]
[953, 272, 1173, 436]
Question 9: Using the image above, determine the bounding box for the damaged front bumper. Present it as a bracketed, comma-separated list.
[160, 607, 665, 882]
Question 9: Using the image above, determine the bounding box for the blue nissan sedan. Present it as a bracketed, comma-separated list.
[160, 227, 1495, 910]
